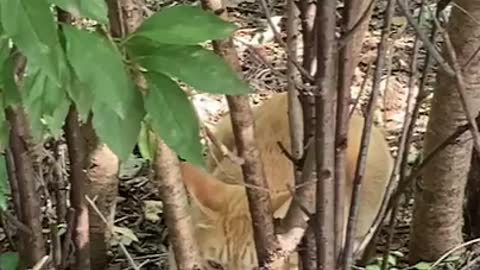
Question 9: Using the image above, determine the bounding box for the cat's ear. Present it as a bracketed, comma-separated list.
[179, 162, 231, 213]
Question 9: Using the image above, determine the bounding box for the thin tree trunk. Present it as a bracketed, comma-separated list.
[314, 0, 337, 268]
[154, 140, 202, 270]
[65, 107, 91, 270]
[336, 0, 374, 256]
[409, 0, 480, 262]
[6, 107, 46, 268]
[200, 0, 281, 267]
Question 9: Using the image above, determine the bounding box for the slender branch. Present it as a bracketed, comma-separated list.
[203, 126, 244, 165]
[259, 0, 315, 82]
[201, 0, 282, 267]
[64, 106, 91, 269]
[342, 0, 396, 268]
[381, 3, 427, 268]
[314, 0, 338, 268]
[396, 0, 454, 76]
[85, 195, 140, 270]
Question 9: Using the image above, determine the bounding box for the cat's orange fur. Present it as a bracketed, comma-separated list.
[168, 92, 393, 270]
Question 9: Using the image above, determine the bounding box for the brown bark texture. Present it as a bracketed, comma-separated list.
[85, 0, 145, 267]
[314, 0, 337, 268]
[200, 0, 282, 267]
[466, 151, 480, 238]
[409, 0, 480, 262]
[5, 107, 46, 268]
[335, 0, 374, 254]
[65, 107, 91, 270]
[154, 140, 203, 270]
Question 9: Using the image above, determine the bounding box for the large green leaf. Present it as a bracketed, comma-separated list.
[0, 252, 19, 270]
[144, 72, 204, 167]
[0, 57, 20, 108]
[48, 0, 108, 25]
[93, 87, 145, 161]
[44, 97, 70, 139]
[66, 70, 94, 122]
[0, 0, 64, 84]
[63, 25, 134, 118]
[127, 39, 250, 95]
[22, 65, 69, 140]
[130, 5, 236, 45]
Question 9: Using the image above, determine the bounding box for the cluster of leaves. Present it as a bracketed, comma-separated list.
[0, 0, 251, 268]
[0, 0, 251, 165]
[365, 251, 438, 270]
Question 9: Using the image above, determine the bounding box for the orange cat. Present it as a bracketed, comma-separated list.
[168, 92, 393, 270]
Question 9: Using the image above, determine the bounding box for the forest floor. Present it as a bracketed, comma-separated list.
[108, 0, 440, 269]
[0, 0, 444, 269]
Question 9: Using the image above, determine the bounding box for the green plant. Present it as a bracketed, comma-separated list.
[0, 1, 251, 168]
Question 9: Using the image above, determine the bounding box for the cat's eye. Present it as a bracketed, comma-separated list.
[206, 259, 224, 270]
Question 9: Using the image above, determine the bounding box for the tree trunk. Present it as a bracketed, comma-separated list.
[408, 0, 480, 262]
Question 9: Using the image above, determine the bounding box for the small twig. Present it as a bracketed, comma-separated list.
[381, 2, 426, 267]
[31, 255, 50, 270]
[203, 126, 244, 166]
[430, 238, 480, 270]
[356, 3, 437, 255]
[258, 0, 314, 82]
[285, 184, 314, 219]
[396, 0, 455, 76]
[387, 118, 473, 220]
[85, 195, 140, 270]
[349, 62, 372, 119]
[1, 210, 32, 235]
[60, 208, 75, 269]
[343, 0, 396, 267]
[276, 141, 298, 164]
[0, 213, 16, 249]
[450, 2, 480, 25]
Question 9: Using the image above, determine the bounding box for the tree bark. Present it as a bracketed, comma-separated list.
[409, 0, 480, 262]
[314, 0, 337, 268]
[336, 0, 374, 255]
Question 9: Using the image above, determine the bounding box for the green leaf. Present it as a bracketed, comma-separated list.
[366, 265, 381, 270]
[93, 87, 145, 161]
[0, 57, 20, 108]
[137, 121, 157, 161]
[48, 0, 108, 24]
[0, 155, 9, 211]
[0, 252, 19, 270]
[0, 0, 64, 84]
[413, 262, 432, 270]
[387, 254, 397, 266]
[144, 72, 204, 167]
[44, 98, 70, 139]
[131, 5, 236, 45]
[63, 25, 134, 118]
[127, 40, 250, 95]
[0, 24, 20, 108]
[22, 65, 69, 141]
[66, 71, 94, 122]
